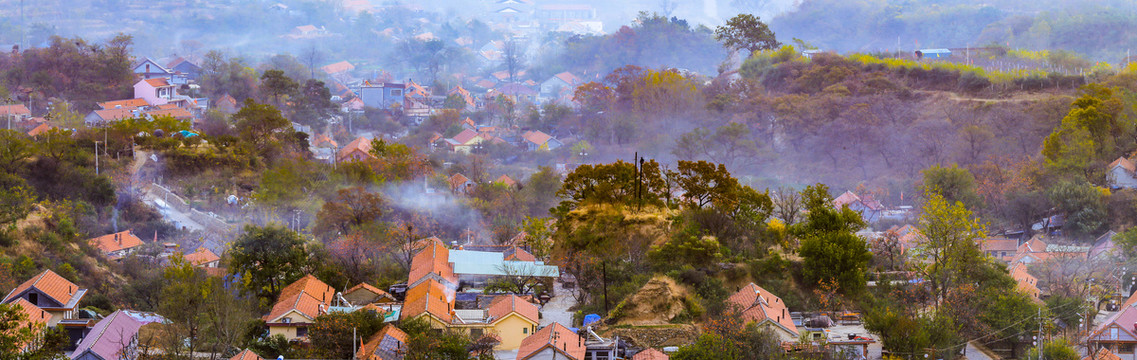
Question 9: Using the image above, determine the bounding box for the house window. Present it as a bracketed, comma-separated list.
[282, 318, 291, 324]
[522, 327, 528, 334]
[471, 328, 483, 338]
[391, 89, 403, 96]
[27, 293, 37, 305]
[296, 327, 308, 337]
[1112, 328, 1119, 340]
[1120, 344, 1135, 354]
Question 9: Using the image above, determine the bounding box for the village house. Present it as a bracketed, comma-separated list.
[132, 57, 176, 81]
[0, 103, 32, 124]
[1091, 231, 1119, 259]
[521, 130, 563, 151]
[134, 78, 178, 107]
[832, 191, 884, 223]
[84, 108, 137, 127]
[449, 173, 476, 195]
[166, 57, 202, 82]
[727, 283, 799, 342]
[88, 230, 145, 259]
[359, 82, 406, 109]
[400, 278, 455, 329]
[633, 348, 670, 360]
[1108, 156, 1137, 189]
[539, 72, 582, 101]
[216, 94, 239, 114]
[1088, 298, 1137, 359]
[338, 136, 377, 163]
[71, 310, 143, 360]
[9, 298, 50, 351]
[976, 238, 1020, 263]
[2, 269, 88, 327]
[515, 323, 586, 360]
[264, 275, 336, 341]
[477, 294, 540, 350]
[357, 324, 408, 360]
[446, 129, 486, 153]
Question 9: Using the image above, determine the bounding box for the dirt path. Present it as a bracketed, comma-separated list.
[539, 280, 576, 328]
[914, 89, 1054, 103]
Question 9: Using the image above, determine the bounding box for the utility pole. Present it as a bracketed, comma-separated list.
[94, 141, 100, 175]
[1038, 307, 1044, 360]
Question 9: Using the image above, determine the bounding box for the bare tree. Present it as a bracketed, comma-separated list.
[486, 261, 558, 294]
[502, 39, 525, 83]
[302, 44, 323, 80]
[771, 187, 801, 226]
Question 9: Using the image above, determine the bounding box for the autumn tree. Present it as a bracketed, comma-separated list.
[916, 191, 986, 307]
[307, 310, 386, 359]
[314, 187, 387, 241]
[714, 14, 780, 54]
[233, 99, 294, 159]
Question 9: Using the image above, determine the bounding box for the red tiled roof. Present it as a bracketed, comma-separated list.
[505, 246, 536, 262]
[517, 323, 585, 360]
[97, 98, 148, 110]
[88, 230, 144, 254]
[727, 283, 798, 336]
[832, 191, 861, 208]
[553, 72, 580, 85]
[1086, 348, 1123, 360]
[184, 247, 220, 266]
[357, 324, 408, 360]
[2, 269, 81, 307]
[230, 349, 265, 360]
[486, 295, 539, 324]
[450, 129, 481, 145]
[12, 298, 49, 330]
[400, 279, 454, 323]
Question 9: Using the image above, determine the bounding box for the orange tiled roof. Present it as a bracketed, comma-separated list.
[517, 323, 585, 360]
[321, 61, 355, 75]
[0, 104, 30, 116]
[450, 129, 481, 145]
[1110, 157, 1136, 174]
[1087, 348, 1122, 360]
[1009, 263, 1040, 299]
[521, 130, 552, 146]
[27, 123, 51, 137]
[146, 108, 193, 120]
[357, 324, 408, 360]
[496, 175, 517, 187]
[98, 98, 149, 110]
[486, 294, 539, 324]
[183, 247, 220, 266]
[553, 72, 580, 85]
[230, 349, 265, 360]
[447, 173, 472, 192]
[400, 279, 453, 323]
[632, 348, 670, 360]
[338, 136, 376, 160]
[2, 269, 81, 307]
[279, 275, 335, 307]
[88, 230, 144, 254]
[144, 78, 172, 87]
[727, 283, 798, 336]
[91, 108, 135, 122]
[264, 290, 326, 323]
[12, 298, 49, 329]
[408, 238, 457, 286]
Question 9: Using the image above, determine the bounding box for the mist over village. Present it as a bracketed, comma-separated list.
[2, 0, 1137, 359]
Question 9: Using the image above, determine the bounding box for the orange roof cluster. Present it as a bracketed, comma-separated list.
[183, 247, 220, 266]
[88, 230, 144, 255]
[400, 278, 454, 323]
[2, 269, 82, 307]
[727, 283, 798, 336]
[517, 323, 585, 360]
[264, 275, 334, 323]
[357, 324, 408, 360]
[486, 294, 539, 324]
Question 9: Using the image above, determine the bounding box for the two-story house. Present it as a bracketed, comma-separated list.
[727, 283, 799, 342]
[2, 269, 87, 327]
[134, 78, 177, 107]
[338, 137, 377, 163]
[71, 310, 143, 360]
